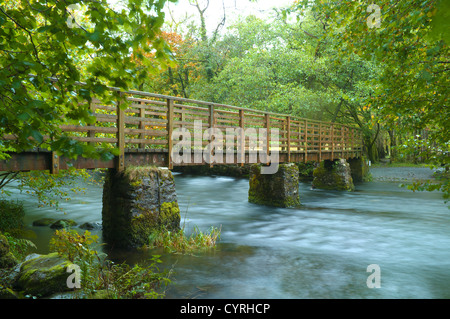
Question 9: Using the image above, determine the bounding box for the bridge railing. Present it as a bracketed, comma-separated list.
[2, 85, 364, 171]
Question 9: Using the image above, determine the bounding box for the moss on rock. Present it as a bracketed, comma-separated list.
[103, 167, 181, 249]
[32, 218, 56, 227]
[312, 159, 355, 191]
[249, 163, 300, 208]
[50, 219, 77, 229]
[13, 252, 73, 297]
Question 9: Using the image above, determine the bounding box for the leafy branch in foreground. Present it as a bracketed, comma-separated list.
[50, 229, 172, 299]
[0, 0, 176, 160]
[0, 168, 104, 213]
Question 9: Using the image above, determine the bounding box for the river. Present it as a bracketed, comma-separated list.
[7, 169, 450, 299]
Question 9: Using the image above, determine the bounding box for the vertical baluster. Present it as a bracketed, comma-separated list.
[116, 92, 125, 172]
[88, 100, 96, 147]
[139, 101, 146, 149]
[331, 124, 335, 160]
[304, 119, 308, 163]
[319, 123, 322, 162]
[166, 98, 174, 169]
[265, 113, 270, 165]
[239, 109, 245, 166]
[287, 116, 291, 163]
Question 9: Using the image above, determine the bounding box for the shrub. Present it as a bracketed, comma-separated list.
[0, 200, 25, 236]
[49, 229, 171, 299]
[148, 225, 221, 254]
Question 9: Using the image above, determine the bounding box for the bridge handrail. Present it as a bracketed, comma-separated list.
[2, 78, 364, 172]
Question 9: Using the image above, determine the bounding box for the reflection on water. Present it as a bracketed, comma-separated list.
[6, 172, 450, 299]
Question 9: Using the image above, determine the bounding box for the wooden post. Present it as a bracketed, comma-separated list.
[116, 93, 125, 172]
[319, 123, 322, 162]
[351, 128, 355, 158]
[181, 105, 186, 128]
[331, 124, 334, 160]
[166, 99, 174, 169]
[304, 119, 308, 163]
[287, 116, 291, 163]
[88, 100, 96, 147]
[208, 104, 215, 167]
[139, 102, 146, 149]
[265, 113, 270, 164]
[239, 109, 245, 166]
[50, 151, 59, 175]
[341, 125, 344, 158]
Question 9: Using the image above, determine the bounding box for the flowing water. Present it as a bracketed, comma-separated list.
[6, 170, 450, 299]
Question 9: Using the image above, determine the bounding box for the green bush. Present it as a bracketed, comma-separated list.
[50, 229, 172, 299]
[0, 200, 25, 236]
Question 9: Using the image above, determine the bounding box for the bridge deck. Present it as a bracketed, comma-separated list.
[1, 86, 363, 173]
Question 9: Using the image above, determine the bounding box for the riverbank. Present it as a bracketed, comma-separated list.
[369, 162, 440, 183]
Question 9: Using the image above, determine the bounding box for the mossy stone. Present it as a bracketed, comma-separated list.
[13, 252, 73, 297]
[249, 163, 300, 208]
[103, 167, 180, 249]
[0, 233, 9, 257]
[50, 219, 77, 229]
[32, 218, 56, 227]
[312, 159, 355, 191]
[0, 285, 19, 299]
[0, 252, 18, 269]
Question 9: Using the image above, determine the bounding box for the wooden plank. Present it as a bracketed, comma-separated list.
[124, 128, 167, 136]
[60, 125, 118, 133]
[71, 137, 118, 143]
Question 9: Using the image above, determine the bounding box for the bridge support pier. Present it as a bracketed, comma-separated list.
[312, 159, 355, 191]
[347, 156, 371, 183]
[102, 166, 180, 249]
[249, 163, 300, 208]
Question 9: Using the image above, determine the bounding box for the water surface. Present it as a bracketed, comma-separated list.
[8, 172, 450, 299]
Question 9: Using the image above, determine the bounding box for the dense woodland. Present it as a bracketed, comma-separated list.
[0, 0, 448, 200]
[0, 0, 449, 300]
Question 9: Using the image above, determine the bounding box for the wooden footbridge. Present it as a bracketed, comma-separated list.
[0, 85, 364, 174]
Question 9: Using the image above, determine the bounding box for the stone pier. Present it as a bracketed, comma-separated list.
[249, 163, 300, 208]
[348, 156, 371, 183]
[102, 166, 181, 249]
[312, 159, 355, 191]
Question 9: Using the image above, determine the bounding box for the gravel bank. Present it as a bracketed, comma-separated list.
[369, 165, 439, 182]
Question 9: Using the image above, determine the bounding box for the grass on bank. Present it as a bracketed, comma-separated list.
[147, 225, 222, 254]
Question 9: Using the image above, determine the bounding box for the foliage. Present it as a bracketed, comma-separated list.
[2, 232, 37, 262]
[0, 168, 104, 213]
[0, 0, 176, 160]
[0, 200, 25, 235]
[49, 228, 172, 299]
[148, 224, 221, 254]
[284, 0, 449, 198]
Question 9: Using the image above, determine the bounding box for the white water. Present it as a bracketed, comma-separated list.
[6, 172, 450, 299]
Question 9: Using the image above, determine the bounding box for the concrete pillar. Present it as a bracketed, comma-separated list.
[249, 163, 300, 208]
[312, 159, 355, 191]
[102, 166, 180, 249]
[348, 156, 371, 183]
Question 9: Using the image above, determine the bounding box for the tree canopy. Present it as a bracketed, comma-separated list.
[0, 0, 176, 160]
